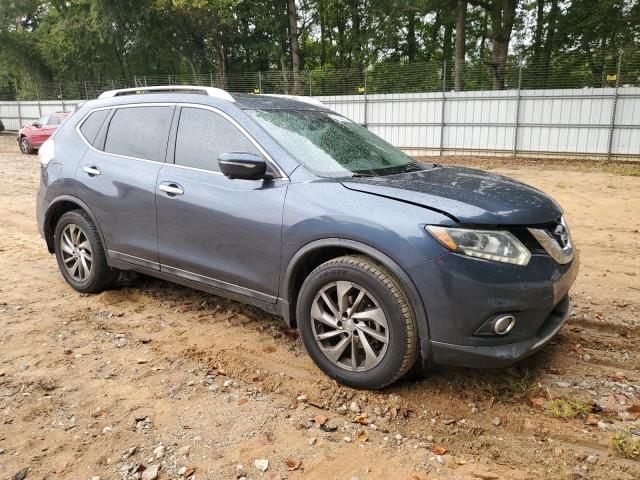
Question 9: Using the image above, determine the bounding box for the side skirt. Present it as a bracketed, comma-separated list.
[108, 253, 280, 317]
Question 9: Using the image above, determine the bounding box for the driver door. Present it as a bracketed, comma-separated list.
[156, 106, 287, 302]
[30, 116, 50, 145]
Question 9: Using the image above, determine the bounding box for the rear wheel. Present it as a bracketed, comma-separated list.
[296, 255, 418, 389]
[19, 136, 33, 154]
[54, 210, 119, 293]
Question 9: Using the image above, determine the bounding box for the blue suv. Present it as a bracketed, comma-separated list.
[36, 86, 579, 389]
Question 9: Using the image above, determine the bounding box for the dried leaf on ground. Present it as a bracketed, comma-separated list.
[353, 413, 369, 425]
[313, 414, 327, 426]
[530, 397, 546, 408]
[285, 458, 302, 471]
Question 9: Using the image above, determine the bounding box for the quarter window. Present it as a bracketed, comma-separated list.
[104, 106, 173, 161]
[174, 107, 260, 172]
[79, 110, 110, 146]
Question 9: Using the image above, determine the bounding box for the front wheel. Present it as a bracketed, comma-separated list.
[296, 255, 419, 389]
[19, 136, 33, 154]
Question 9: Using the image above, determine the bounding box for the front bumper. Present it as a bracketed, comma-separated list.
[410, 250, 579, 368]
[427, 294, 569, 367]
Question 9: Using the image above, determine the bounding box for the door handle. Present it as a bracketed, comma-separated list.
[83, 166, 101, 176]
[158, 183, 184, 196]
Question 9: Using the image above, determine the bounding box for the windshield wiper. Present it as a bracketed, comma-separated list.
[397, 164, 424, 173]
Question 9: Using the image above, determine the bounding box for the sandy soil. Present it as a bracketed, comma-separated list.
[0, 133, 639, 480]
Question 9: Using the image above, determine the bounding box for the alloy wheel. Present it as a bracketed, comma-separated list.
[60, 223, 93, 282]
[311, 281, 389, 372]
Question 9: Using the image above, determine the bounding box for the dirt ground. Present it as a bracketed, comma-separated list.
[0, 132, 639, 480]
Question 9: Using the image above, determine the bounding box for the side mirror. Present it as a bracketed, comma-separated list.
[218, 152, 270, 180]
[32, 122, 41, 128]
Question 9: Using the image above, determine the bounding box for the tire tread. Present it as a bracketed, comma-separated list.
[303, 254, 419, 388]
[54, 209, 118, 293]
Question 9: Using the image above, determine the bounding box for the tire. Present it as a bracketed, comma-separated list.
[19, 136, 33, 154]
[54, 210, 119, 293]
[296, 255, 419, 389]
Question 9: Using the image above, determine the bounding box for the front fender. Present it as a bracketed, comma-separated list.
[281, 237, 431, 346]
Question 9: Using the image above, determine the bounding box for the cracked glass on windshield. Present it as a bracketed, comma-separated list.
[249, 109, 424, 178]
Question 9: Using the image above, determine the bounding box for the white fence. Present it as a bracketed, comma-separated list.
[318, 87, 639, 161]
[1, 87, 638, 161]
[0, 100, 82, 132]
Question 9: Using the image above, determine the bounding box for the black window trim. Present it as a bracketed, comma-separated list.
[79, 108, 111, 147]
[169, 103, 287, 179]
[75, 103, 175, 165]
[75, 102, 288, 180]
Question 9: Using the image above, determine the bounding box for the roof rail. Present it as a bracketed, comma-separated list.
[260, 94, 326, 109]
[98, 85, 235, 102]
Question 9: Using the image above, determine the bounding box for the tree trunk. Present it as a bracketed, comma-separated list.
[474, 0, 517, 90]
[280, 55, 290, 94]
[211, 12, 227, 89]
[541, 0, 559, 85]
[533, 0, 544, 63]
[407, 11, 417, 61]
[336, 11, 346, 65]
[491, 40, 509, 90]
[286, 0, 301, 94]
[454, 0, 468, 91]
[351, 0, 362, 68]
[443, 18, 454, 89]
[319, 3, 327, 65]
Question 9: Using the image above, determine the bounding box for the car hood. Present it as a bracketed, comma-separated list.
[339, 165, 563, 225]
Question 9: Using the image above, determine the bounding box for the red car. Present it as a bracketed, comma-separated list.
[18, 112, 70, 154]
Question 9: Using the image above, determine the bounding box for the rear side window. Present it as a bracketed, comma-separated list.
[79, 110, 110, 146]
[174, 107, 260, 172]
[104, 106, 173, 161]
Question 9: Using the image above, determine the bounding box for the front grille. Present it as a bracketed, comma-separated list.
[510, 227, 546, 254]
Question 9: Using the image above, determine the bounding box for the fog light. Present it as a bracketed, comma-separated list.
[493, 315, 516, 335]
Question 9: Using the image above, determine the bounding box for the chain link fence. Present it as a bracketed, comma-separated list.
[1, 50, 638, 101]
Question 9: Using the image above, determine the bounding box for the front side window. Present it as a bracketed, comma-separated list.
[249, 109, 424, 178]
[104, 106, 173, 161]
[35, 116, 49, 126]
[174, 107, 260, 172]
[47, 116, 62, 126]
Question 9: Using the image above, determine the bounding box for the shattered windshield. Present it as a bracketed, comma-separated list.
[249, 109, 425, 178]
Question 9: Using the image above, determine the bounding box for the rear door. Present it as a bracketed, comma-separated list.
[75, 104, 175, 269]
[156, 105, 287, 302]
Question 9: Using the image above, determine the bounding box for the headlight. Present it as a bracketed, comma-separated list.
[426, 226, 531, 266]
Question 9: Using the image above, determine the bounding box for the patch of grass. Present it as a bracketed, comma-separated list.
[478, 161, 505, 171]
[603, 164, 640, 177]
[612, 430, 640, 460]
[548, 398, 591, 419]
[489, 371, 540, 404]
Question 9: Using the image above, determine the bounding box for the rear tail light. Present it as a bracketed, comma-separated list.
[39, 138, 55, 166]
